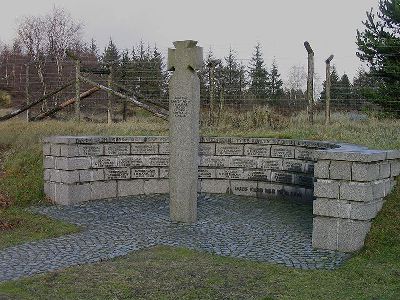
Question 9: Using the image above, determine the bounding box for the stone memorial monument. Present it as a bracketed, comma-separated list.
[167, 40, 203, 223]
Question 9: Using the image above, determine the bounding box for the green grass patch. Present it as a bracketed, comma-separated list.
[0, 207, 79, 250]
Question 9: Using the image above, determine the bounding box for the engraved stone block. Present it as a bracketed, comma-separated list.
[256, 182, 284, 198]
[144, 156, 169, 167]
[246, 169, 271, 181]
[282, 160, 304, 172]
[104, 144, 130, 156]
[216, 169, 244, 180]
[131, 143, 158, 155]
[131, 168, 159, 179]
[79, 145, 104, 156]
[244, 145, 271, 157]
[257, 158, 283, 170]
[229, 156, 258, 168]
[271, 146, 295, 158]
[230, 180, 258, 197]
[92, 157, 118, 168]
[271, 172, 294, 184]
[198, 168, 216, 179]
[105, 168, 130, 180]
[215, 144, 244, 156]
[295, 148, 314, 160]
[200, 156, 230, 167]
[117, 156, 144, 167]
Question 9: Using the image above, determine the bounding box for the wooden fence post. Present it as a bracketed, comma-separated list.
[304, 41, 314, 124]
[325, 55, 334, 125]
[75, 60, 81, 121]
[107, 66, 113, 124]
[25, 64, 30, 122]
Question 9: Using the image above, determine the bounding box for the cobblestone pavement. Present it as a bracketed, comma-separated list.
[0, 194, 351, 282]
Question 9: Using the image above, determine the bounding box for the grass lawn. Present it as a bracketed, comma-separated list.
[0, 114, 399, 299]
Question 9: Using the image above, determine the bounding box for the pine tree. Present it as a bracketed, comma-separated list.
[249, 43, 269, 100]
[149, 45, 167, 100]
[356, 0, 400, 114]
[269, 59, 284, 99]
[339, 74, 352, 99]
[101, 38, 120, 70]
[221, 48, 246, 103]
[321, 66, 340, 100]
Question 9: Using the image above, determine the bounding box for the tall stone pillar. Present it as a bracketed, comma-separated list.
[168, 40, 203, 223]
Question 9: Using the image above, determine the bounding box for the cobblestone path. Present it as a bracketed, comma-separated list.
[0, 194, 351, 282]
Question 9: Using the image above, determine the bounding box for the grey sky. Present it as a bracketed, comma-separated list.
[0, 0, 378, 84]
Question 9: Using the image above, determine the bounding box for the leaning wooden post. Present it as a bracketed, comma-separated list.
[25, 64, 30, 122]
[304, 41, 314, 124]
[75, 59, 81, 121]
[325, 55, 334, 125]
[168, 40, 203, 223]
[107, 66, 113, 124]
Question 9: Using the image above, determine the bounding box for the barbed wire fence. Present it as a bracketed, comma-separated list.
[0, 44, 398, 126]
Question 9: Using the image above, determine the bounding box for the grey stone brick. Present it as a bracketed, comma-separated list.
[143, 156, 169, 167]
[92, 157, 118, 168]
[312, 217, 339, 250]
[314, 160, 330, 179]
[43, 144, 51, 156]
[43, 169, 51, 181]
[379, 162, 391, 179]
[390, 159, 400, 177]
[43, 182, 56, 201]
[78, 145, 104, 156]
[198, 168, 216, 179]
[229, 156, 258, 168]
[337, 219, 371, 252]
[315, 149, 387, 162]
[158, 143, 170, 155]
[199, 143, 215, 156]
[295, 148, 314, 160]
[58, 170, 80, 184]
[117, 156, 144, 168]
[131, 168, 158, 179]
[60, 145, 79, 157]
[79, 169, 105, 182]
[314, 179, 340, 199]
[282, 160, 304, 173]
[352, 163, 380, 182]
[200, 179, 230, 194]
[372, 180, 387, 199]
[216, 169, 245, 180]
[91, 181, 117, 200]
[350, 200, 382, 221]
[340, 182, 373, 202]
[43, 156, 55, 169]
[117, 179, 144, 197]
[159, 168, 169, 178]
[56, 157, 91, 170]
[386, 150, 400, 160]
[200, 156, 229, 167]
[50, 144, 61, 156]
[55, 183, 92, 205]
[330, 161, 352, 180]
[313, 198, 351, 219]
[144, 179, 169, 194]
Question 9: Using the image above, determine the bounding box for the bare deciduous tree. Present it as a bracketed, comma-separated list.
[286, 65, 307, 99]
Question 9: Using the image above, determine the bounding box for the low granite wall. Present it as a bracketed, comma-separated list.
[43, 136, 400, 252]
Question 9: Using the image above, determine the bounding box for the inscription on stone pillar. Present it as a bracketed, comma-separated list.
[168, 40, 203, 223]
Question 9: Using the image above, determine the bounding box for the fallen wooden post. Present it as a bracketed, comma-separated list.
[32, 87, 100, 121]
[79, 75, 168, 120]
[0, 81, 74, 122]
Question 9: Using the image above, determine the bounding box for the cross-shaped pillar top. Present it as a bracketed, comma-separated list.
[168, 40, 203, 72]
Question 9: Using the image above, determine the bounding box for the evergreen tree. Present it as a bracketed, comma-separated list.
[118, 49, 131, 86]
[101, 38, 120, 70]
[320, 66, 340, 100]
[249, 43, 270, 100]
[221, 48, 246, 103]
[356, 0, 400, 114]
[269, 59, 284, 99]
[339, 74, 352, 99]
[149, 45, 167, 99]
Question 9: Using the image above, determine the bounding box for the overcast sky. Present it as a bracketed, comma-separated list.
[0, 0, 379, 84]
